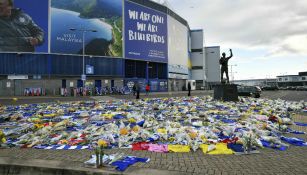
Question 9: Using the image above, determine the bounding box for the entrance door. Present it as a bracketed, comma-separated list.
[77, 80, 83, 88]
[111, 80, 114, 88]
[14, 80, 22, 96]
[95, 80, 102, 88]
[62, 79, 66, 88]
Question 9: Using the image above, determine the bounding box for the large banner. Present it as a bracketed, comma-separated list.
[125, 0, 168, 63]
[167, 15, 189, 69]
[0, 0, 48, 53]
[50, 0, 123, 57]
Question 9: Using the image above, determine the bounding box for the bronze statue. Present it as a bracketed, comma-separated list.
[220, 49, 233, 83]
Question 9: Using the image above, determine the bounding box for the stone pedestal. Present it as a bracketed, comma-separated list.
[214, 84, 238, 101]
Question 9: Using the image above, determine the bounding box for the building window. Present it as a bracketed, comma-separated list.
[285, 78, 288, 81]
[136, 61, 146, 78]
[191, 49, 203, 52]
[125, 60, 146, 78]
[157, 63, 167, 79]
[302, 77, 306, 80]
[148, 62, 157, 79]
[192, 66, 203, 70]
[125, 60, 136, 78]
[279, 78, 282, 81]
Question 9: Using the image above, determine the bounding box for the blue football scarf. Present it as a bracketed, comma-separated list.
[260, 140, 287, 151]
[287, 128, 305, 134]
[34, 145, 90, 150]
[227, 143, 244, 152]
[280, 136, 307, 146]
[111, 156, 150, 171]
[294, 122, 307, 127]
[227, 143, 258, 152]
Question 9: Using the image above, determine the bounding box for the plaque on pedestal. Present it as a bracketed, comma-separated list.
[214, 84, 238, 101]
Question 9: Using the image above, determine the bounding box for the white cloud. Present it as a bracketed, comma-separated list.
[167, 0, 307, 80]
[267, 34, 307, 57]
[168, 0, 307, 56]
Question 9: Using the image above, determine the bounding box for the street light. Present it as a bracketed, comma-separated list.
[69, 28, 97, 94]
[229, 64, 237, 83]
[232, 71, 238, 83]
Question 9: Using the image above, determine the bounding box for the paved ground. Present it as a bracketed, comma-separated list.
[0, 96, 93, 106]
[0, 90, 306, 174]
[0, 90, 306, 106]
[261, 90, 307, 102]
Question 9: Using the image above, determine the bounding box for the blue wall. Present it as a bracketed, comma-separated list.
[124, 78, 168, 92]
[0, 53, 123, 77]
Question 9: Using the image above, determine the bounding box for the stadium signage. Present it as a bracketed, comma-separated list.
[125, 0, 168, 63]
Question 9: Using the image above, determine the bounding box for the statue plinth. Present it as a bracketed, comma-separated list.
[214, 84, 238, 101]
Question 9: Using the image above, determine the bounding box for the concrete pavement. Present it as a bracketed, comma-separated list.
[0, 90, 306, 106]
[0, 90, 212, 105]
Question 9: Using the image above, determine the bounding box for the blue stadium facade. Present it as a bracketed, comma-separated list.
[0, 0, 190, 96]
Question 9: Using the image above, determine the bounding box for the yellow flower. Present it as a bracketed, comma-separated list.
[201, 135, 207, 142]
[102, 114, 113, 119]
[120, 128, 129, 135]
[44, 113, 56, 117]
[1, 137, 6, 143]
[189, 131, 198, 139]
[59, 139, 68, 145]
[132, 125, 140, 132]
[128, 118, 136, 123]
[277, 117, 282, 124]
[169, 137, 175, 142]
[98, 139, 108, 147]
[157, 128, 167, 134]
[34, 124, 44, 129]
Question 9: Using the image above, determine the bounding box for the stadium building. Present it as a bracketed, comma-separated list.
[0, 0, 211, 96]
[277, 71, 307, 87]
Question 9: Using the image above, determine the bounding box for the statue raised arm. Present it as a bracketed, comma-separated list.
[220, 49, 233, 84]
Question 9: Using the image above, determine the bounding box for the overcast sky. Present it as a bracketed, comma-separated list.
[166, 0, 307, 80]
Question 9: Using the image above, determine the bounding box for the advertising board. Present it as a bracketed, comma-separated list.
[0, 0, 49, 53]
[50, 0, 123, 57]
[125, 0, 168, 62]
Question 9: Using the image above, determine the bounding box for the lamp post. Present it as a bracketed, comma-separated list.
[69, 28, 97, 94]
[229, 64, 237, 83]
[232, 71, 237, 83]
